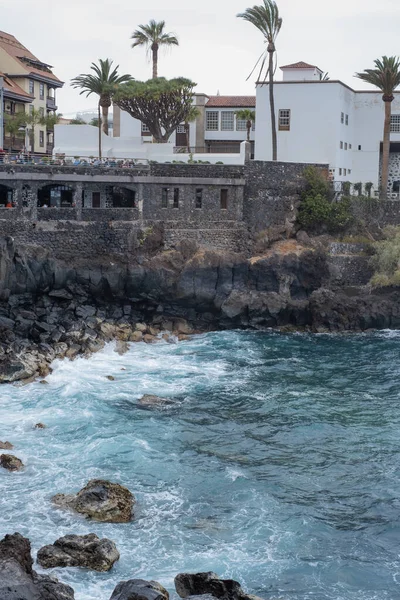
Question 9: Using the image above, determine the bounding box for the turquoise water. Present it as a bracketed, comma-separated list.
[1, 331, 400, 600]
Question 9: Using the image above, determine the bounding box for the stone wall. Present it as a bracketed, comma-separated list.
[351, 198, 400, 227]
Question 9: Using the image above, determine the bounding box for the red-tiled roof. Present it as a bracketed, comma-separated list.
[0, 71, 32, 100]
[206, 96, 256, 108]
[0, 30, 63, 85]
[280, 61, 321, 71]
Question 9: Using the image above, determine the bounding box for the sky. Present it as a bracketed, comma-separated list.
[1, 0, 399, 116]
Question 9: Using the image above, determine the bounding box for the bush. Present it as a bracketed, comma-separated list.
[297, 167, 352, 233]
[370, 226, 400, 286]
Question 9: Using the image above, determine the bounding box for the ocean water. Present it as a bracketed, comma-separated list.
[1, 330, 400, 600]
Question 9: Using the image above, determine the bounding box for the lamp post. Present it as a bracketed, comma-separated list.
[0, 76, 4, 150]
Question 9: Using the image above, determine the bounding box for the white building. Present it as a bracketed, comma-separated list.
[255, 61, 400, 193]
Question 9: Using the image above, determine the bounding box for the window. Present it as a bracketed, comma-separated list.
[236, 118, 247, 131]
[340, 141, 343, 149]
[206, 111, 219, 130]
[29, 105, 34, 115]
[141, 122, 150, 133]
[221, 111, 234, 131]
[173, 188, 179, 209]
[345, 114, 349, 126]
[161, 188, 168, 208]
[391, 115, 400, 132]
[176, 124, 186, 134]
[220, 189, 228, 210]
[341, 112, 344, 124]
[195, 189, 203, 209]
[29, 80, 34, 94]
[348, 169, 352, 174]
[344, 142, 348, 150]
[39, 131, 44, 147]
[349, 144, 352, 150]
[39, 83, 45, 100]
[358, 145, 362, 150]
[339, 168, 342, 176]
[278, 109, 290, 131]
[39, 107, 44, 118]
[344, 168, 347, 176]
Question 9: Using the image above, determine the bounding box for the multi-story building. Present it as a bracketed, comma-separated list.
[0, 72, 33, 151]
[255, 61, 400, 193]
[113, 94, 256, 154]
[0, 30, 63, 154]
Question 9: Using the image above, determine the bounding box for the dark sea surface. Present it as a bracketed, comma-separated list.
[1, 330, 400, 600]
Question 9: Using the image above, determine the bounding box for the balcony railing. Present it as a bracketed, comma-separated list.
[46, 96, 56, 110]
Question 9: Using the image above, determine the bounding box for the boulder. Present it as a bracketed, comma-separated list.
[0, 441, 13, 450]
[37, 534, 119, 572]
[174, 573, 244, 600]
[0, 532, 75, 600]
[106, 375, 115, 381]
[138, 395, 175, 408]
[129, 331, 143, 342]
[0, 454, 24, 472]
[115, 340, 129, 355]
[34, 423, 46, 429]
[109, 579, 169, 600]
[52, 479, 135, 523]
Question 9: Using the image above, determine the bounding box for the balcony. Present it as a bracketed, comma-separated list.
[46, 143, 54, 155]
[46, 96, 57, 110]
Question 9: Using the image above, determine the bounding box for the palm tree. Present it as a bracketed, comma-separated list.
[356, 56, 400, 199]
[237, 1, 282, 161]
[235, 109, 256, 141]
[71, 59, 132, 156]
[131, 20, 179, 79]
[4, 113, 27, 152]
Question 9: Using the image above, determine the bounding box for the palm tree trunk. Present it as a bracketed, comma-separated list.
[98, 103, 102, 159]
[268, 49, 278, 161]
[381, 99, 392, 199]
[101, 104, 108, 135]
[246, 120, 251, 142]
[185, 123, 190, 153]
[152, 44, 158, 79]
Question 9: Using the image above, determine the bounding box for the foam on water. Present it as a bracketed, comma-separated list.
[1, 331, 400, 600]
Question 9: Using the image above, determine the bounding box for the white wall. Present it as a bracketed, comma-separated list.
[255, 80, 400, 188]
[204, 107, 255, 142]
[282, 67, 322, 81]
[53, 124, 247, 165]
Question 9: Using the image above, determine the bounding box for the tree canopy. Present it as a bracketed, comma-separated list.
[114, 77, 196, 143]
[131, 20, 179, 79]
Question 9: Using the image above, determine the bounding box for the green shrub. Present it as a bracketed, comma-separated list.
[370, 226, 400, 286]
[297, 167, 352, 233]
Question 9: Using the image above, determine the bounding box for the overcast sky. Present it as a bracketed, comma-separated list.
[1, 0, 399, 115]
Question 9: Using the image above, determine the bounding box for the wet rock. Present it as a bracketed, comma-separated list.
[115, 341, 129, 355]
[0, 454, 24, 471]
[34, 423, 46, 429]
[0, 441, 13, 450]
[173, 318, 192, 334]
[138, 395, 175, 408]
[0, 532, 75, 599]
[37, 534, 119, 572]
[129, 331, 143, 342]
[143, 334, 155, 344]
[174, 572, 244, 600]
[39, 380, 49, 385]
[109, 578, 169, 600]
[52, 479, 135, 523]
[135, 323, 147, 332]
[106, 375, 115, 381]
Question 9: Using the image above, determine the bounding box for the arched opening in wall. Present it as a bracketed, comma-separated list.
[0, 184, 14, 207]
[110, 186, 136, 208]
[38, 185, 73, 208]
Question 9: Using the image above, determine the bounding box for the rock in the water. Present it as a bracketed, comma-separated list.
[34, 423, 46, 429]
[109, 578, 169, 600]
[0, 532, 75, 600]
[0, 441, 13, 450]
[138, 395, 175, 408]
[0, 454, 24, 472]
[106, 375, 115, 381]
[52, 479, 135, 523]
[174, 572, 244, 600]
[37, 534, 119, 572]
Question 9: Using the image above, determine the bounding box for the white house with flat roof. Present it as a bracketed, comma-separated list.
[255, 61, 400, 194]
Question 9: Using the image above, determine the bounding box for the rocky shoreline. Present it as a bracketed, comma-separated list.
[0, 531, 263, 600]
[1, 234, 400, 384]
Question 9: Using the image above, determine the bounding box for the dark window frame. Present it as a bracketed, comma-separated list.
[220, 189, 228, 210]
[195, 188, 203, 209]
[161, 188, 169, 208]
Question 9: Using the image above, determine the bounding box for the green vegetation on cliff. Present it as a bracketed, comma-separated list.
[370, 226, 400, 286]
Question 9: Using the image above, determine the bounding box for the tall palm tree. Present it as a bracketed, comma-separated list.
[131, 20, 179, 79]
[71, 59, 132, 157]
[237, 1, 282, 161]
[356, 56, 400, 199]
[184, 106, 200, 153]
[235, 109, 256, 141]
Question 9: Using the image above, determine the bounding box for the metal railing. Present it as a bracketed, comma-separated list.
[0, 153, 150, 168]
[174, 145, 241, 154]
